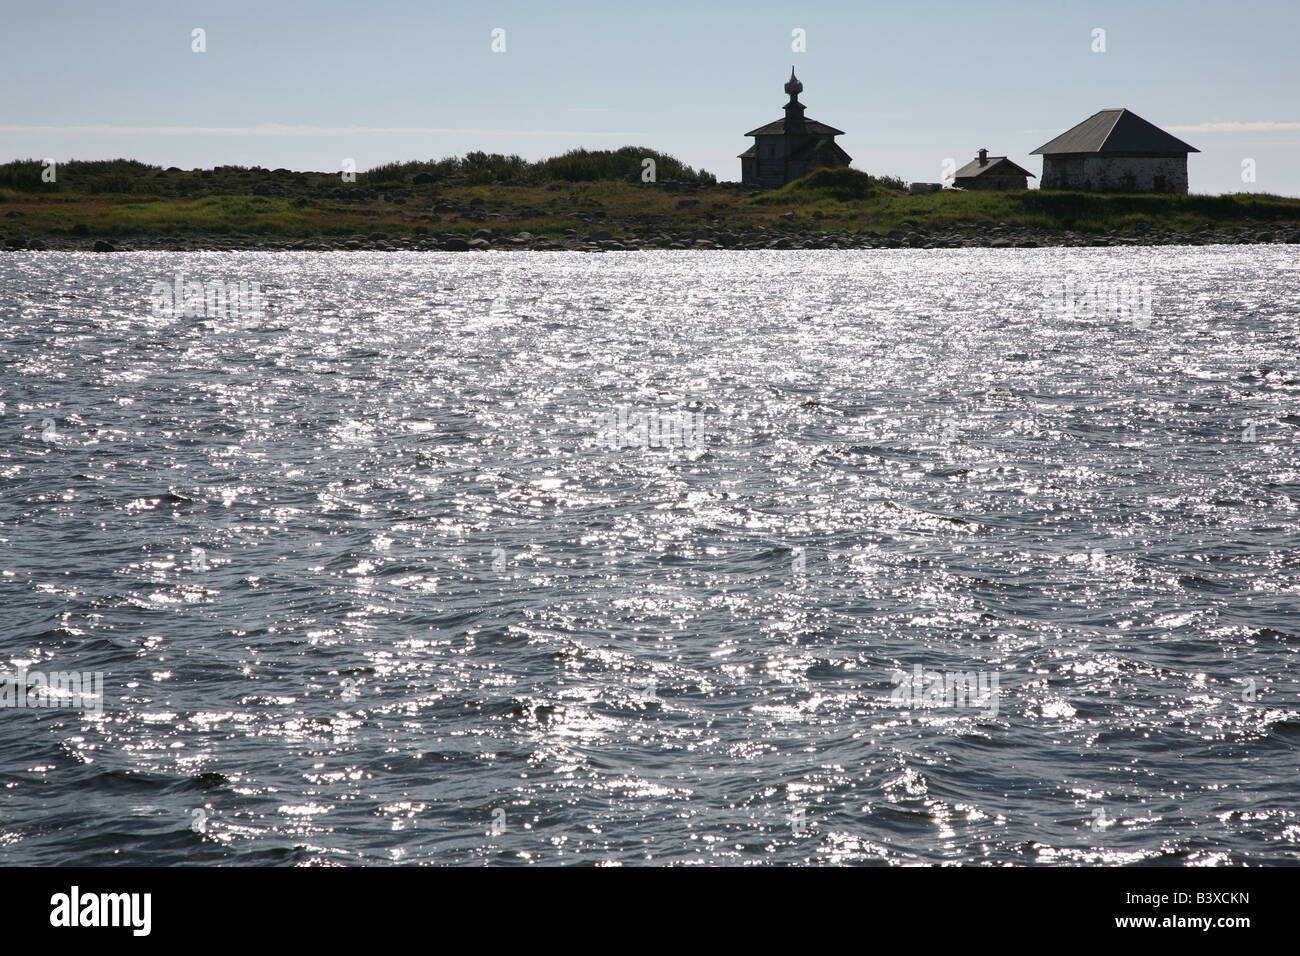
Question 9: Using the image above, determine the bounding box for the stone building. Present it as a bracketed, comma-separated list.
[952, 149, 1035, 190]
[1031, 108, 1198, 193]
[739, 69, 851, 188]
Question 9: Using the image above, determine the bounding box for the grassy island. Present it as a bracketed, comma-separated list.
[2, 151, 1298, 251]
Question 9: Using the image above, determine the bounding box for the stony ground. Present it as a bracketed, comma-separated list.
[7, 221, 1298, 252]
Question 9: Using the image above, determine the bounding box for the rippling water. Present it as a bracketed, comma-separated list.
[2, 248, 1299, 866]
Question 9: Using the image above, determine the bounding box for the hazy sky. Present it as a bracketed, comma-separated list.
[2, 0, 1297, 194]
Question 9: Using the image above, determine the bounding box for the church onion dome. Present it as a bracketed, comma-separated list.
[784, 67, 803, 97]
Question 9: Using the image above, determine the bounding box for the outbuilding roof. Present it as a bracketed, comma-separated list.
[953, 156, 1036, 179]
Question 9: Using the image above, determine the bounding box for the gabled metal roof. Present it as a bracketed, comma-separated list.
[1031, 109, 1199, 155]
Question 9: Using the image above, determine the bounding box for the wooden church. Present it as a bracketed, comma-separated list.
[740, 69, 852, 188]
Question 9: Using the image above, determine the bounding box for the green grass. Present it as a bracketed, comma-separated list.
[753, 185, 1300, 235]
[756, 167, 908, 203]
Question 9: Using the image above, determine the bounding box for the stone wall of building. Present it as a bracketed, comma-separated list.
[1041, 154, 1188, 193]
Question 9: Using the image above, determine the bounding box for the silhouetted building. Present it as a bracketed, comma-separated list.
[1032, 109, 1198, 193]
[740, 69, 851, 188]
[953, 149, 1035, 190]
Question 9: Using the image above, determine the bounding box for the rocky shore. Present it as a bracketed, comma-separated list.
[4, 221, 1298, 253]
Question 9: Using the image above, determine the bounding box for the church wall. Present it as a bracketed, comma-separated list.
[743, 135, 850, 187]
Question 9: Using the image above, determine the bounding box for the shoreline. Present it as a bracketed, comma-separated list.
[5, 223, 1299, 253]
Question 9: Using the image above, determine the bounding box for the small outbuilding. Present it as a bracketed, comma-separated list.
[1031, 108, 1198, 193]
[952, 149, 1035, 190]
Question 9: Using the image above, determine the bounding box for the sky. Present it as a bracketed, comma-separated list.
[2, 0, 1298, 195]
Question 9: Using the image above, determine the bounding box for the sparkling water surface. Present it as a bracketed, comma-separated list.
[2, 247, 1299, 865]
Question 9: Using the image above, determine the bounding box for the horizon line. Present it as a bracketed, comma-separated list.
[0, 124, 652, 138]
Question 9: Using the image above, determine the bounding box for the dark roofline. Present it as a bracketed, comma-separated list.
[745, 117, 846, 137]
[1031, 108, 1199, 155]
[954, 156, 1037, 179]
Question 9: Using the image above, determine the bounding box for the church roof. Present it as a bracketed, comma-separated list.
[738, 137, 851, 162]
[954, 156, 1036, 179]
[789, 136, 851, 163]
[746, 117, 846, 137]
[1031, 108, 1199, 155]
